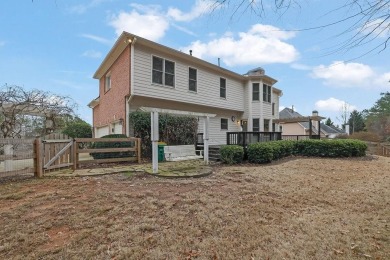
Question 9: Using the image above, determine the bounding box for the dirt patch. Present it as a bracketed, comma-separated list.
[0, 156, 389, 259]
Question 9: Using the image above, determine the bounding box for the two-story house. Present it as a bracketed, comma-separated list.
[88, 32, 283, 145]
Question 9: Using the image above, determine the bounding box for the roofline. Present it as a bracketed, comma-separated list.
[93, 32, 276, 82]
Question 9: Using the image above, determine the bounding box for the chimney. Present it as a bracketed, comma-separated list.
[218, 58, 220, 67]
[291, 105, 294, 112]
[189, 50, 192, 56]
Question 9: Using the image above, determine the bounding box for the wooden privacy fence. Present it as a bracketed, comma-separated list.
[1, 135, 141, 178]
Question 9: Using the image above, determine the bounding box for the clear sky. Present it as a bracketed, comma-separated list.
[1, 0, 389, 126]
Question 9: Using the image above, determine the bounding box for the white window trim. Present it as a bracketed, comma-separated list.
[221, 118, 228, 130]
[252, 82, 260, 101]
[151, 55, 176, 88]
[220, 77, 227, 99]
[188, 66, 197, 93]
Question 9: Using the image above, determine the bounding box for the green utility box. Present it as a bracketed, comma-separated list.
[158, 143, 166, 162]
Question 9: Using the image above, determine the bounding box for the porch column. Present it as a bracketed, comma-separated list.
[151, 111, 159, 173]
[203, 116, 209, 165]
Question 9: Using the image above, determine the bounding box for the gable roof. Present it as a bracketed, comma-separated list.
[279, 107, 303, 119]
[93, 32, 279, 88]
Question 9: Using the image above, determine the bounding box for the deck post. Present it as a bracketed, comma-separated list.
[151, 111, 159, 173]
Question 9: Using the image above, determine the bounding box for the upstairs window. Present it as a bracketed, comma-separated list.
[220, 78, 226, 98]
[252, 83, 260, 101]
[221, 118, 228, 130]
[263, 84, 271, 102]
[253, 118, 260, 132]
[189, 67, 197, 92]
[152, 56, 175, 87]
[105, 73, 111, 92]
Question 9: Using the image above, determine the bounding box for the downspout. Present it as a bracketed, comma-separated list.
[126, 37, 137, 137]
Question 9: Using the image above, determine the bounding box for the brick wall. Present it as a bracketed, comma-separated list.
[93, 45, 131, 133]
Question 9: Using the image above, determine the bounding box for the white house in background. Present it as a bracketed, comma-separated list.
[88, 32, 283, 145]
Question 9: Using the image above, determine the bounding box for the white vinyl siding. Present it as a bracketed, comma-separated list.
[133, 45, 244, 112]
[197, 114, 241, 145]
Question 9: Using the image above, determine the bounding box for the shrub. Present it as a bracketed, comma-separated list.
[62, 121, 92, 138]
[91, 134, 135, 159]
[247, 142, 273, 164]
[247, 139, 367, 164]
[345, 131, 382, 142]
[220, 145, 244, 164]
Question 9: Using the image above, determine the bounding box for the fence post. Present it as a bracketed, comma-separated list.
[137, 138, 141, 163]
[72, 139, 77, 171]
[34, 138, 43, 178]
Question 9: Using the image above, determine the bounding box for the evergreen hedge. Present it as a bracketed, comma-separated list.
[247, 139, 367, 164]
[220, 145, 244, 164]
[129, 111, 198, 158]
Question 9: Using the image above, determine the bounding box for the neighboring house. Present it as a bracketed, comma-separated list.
[88, 32, 283, 145]
[278, 108, 345, 138]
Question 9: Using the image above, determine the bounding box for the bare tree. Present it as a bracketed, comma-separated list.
[337, 101, 351, 130]
[211, 0, 390, 55]
[0, 84, 77, 138]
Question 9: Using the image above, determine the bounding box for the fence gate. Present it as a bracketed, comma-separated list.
[41, 133, 73, 173]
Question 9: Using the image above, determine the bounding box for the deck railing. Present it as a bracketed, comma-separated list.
[227, 132, 282, 147]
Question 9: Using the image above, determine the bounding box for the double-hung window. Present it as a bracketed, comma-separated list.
[152, 56, 175, 87]
[253, 118, 260, 132]
[263, 84, 271, 102]
[220, 78, 226, 98]
[252, 83, 260, 101]
[221, 118, 228, 130]
[189, 67, 197, 92]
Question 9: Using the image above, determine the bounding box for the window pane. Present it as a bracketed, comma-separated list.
[152, 70, 163, 84]
[220, 78, 226, 98]
[189, 80, 197, 92]
[165, 60, 175, 74]
[220, 87, 226, 98]
[253, 118, 259, 132]
[189, 68, 197, 80]
[263, 85, 267, 101]
[221, 118, 228, 130]
[153, 56, 163, 71]
[253, 83, 259, 101]
[165, 73, 174, 86]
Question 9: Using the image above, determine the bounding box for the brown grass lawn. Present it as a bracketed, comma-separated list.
[0, 156, 389, 259]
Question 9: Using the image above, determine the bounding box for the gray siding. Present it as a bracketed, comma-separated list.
[133, 45, 244, 112]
